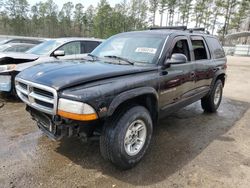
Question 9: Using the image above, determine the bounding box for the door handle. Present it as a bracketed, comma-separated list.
[190, 72, 195, 78]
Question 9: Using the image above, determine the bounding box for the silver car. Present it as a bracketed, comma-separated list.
[0, 37, 103, 95]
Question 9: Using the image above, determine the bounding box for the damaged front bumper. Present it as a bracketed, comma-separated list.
[26, 106, 100, 141]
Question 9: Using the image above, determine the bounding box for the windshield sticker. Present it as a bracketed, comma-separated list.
[135, 47, 157, 54]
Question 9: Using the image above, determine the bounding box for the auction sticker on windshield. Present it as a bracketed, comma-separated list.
[135, 47, 157, 54]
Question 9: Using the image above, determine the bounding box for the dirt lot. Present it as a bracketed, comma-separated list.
[0, 56, 250, 188]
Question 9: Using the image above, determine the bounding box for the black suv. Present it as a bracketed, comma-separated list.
[15, 27, 227, 169]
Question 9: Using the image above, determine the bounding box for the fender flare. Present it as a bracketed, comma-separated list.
[211, 70, 226, 87]
[107, 87, 159, 116]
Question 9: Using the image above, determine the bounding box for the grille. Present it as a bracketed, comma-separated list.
[15, 78, 58, 115]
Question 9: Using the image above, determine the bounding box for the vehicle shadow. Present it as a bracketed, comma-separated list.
[55, 98, 249, 186]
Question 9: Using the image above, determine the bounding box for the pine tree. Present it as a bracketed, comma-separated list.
[149, 0, 158, 26]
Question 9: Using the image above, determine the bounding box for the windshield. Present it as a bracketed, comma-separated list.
[0, 44, 10, 52]
[91, 33, 166, 64]
[26, 40, 63, 55]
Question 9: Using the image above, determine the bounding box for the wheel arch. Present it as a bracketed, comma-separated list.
[212, 71, 226, 87]
[107, 87, 159, 124]
[216, 73, 226, 86]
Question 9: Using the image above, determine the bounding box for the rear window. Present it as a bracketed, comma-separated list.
[206, 37, 225, 59]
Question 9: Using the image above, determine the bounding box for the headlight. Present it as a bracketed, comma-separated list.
[0, 64, 16, 72]
[57, 98, 98, 121]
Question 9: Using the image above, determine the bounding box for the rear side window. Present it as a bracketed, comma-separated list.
[58, 41, 81, 55]
[83, 41, 101, 53]
[191, 39, 208, 60]
[206, 37, 225, 59]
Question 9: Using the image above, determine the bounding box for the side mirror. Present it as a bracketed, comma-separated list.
[53, 50, 65, 57]
[163, 53, 188, 69]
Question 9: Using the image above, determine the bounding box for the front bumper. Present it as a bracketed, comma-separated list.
[27, 106, 98, 141]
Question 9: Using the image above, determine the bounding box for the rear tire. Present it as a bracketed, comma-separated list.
[201, 79, 223, 113]
[100, 105, 153, 170]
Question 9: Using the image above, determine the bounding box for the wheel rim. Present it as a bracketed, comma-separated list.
[124, 119, 147, 156]
[214, 84, 222, 106]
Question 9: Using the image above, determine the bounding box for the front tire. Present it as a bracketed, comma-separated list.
[201, 79, 223, 112]
[100, 105, 153, 170]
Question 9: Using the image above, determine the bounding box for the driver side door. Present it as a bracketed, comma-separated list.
[159, 36, 197, 112]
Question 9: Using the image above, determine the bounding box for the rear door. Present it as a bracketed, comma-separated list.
[190, 36, 215, 94]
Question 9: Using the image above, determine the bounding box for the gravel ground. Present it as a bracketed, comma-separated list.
[0, 56, 250, 188]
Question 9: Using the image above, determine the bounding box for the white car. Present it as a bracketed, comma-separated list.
[0, 37, 103, 95]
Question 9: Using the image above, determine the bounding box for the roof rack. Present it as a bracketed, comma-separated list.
[150, 26, 187, 30]
[149, 26, 210, 34]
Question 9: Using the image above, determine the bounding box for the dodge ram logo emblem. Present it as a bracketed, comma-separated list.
[28, 86, 33, 93]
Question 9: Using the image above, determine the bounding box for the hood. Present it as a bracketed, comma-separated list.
[0, 52, 39, 65]
[17, 60, 157, 90]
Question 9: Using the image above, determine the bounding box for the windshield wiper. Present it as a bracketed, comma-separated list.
[87, 53, 99, 61]
[104, 55, 134, 65]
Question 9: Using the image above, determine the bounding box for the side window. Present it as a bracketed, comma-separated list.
[191, 39, 208, 60]
[172, 39, 191, 61]
[206, 37, 225, 59]
[83, 41, 101, 53]
[58, 41, 81, 55]
[9, 39, 21, 43]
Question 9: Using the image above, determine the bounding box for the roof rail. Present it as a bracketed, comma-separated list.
[150, 26, 187, 30]
[149, 26, 210, 34]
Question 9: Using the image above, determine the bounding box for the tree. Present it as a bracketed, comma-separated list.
[59, 2, 74, 36]
[210, 0, 224, 34]
[93, 0, 113, 38]
[229, 0, 250, 31]
[73, 3, 84, 36]
[193, 0, 205, 27]
[159, 0, 167, 26]
[0, 0, 249, 39]
[0, 0, 3, 8]
[202, 0, 213, 30]
[30, 4, 41, 35]
[166, 0, 177, 26]
[219, 0, 238, 43]
[85, 5, 95, 37]
[44, 0, 59, 37]
[179, 0, 192, 25]
[149, 0, 158, 26]
[4, 0, 29, 35]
